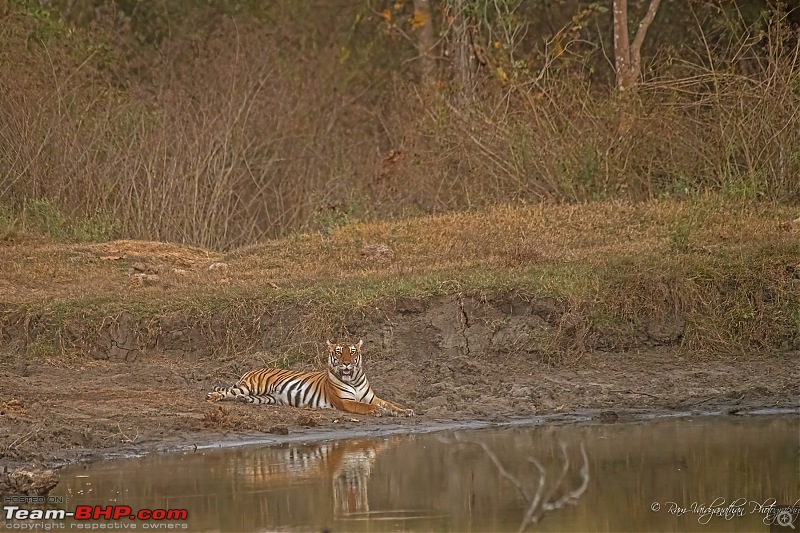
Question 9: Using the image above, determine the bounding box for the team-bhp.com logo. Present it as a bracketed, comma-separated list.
[4, 505, 188, 529]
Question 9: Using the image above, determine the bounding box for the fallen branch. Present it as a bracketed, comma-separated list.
[608, 388, 661, 400]
[680, 392, 744, 407]
[7, 426, 41, 451]
[117, 422, 139, 444]
[585, 381, 662, 400]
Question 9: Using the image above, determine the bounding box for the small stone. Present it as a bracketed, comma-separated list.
[132, 273, 160, 285]
[361, 243, 393, 261]
[268, 425, 289, 435]
[296, 414, 318, 427]
[510, 385, 532, 398]
[208, 262, 228, 271]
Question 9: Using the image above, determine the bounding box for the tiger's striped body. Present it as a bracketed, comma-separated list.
[206, 340, 413, 417]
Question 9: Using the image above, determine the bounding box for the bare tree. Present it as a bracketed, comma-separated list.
[613, 0, 662, 91]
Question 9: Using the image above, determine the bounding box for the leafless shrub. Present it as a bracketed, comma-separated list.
[0, 3, 797, 250]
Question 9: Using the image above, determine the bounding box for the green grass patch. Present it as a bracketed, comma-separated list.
[0, 199, 116, 243]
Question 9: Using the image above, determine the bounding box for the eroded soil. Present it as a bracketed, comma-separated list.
[2, 286, 799, 473]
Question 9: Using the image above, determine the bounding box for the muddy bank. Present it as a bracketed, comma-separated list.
[1, 350, 797, 471]
[1, 293, 798, 471]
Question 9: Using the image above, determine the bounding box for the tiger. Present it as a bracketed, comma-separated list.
[206, 340, 414, 417]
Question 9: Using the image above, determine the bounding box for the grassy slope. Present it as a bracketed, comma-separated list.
[2, 196, 798, 358]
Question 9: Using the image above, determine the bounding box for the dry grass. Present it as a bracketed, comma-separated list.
[2, 196, 798, 358]
[1, 3, 798, 252]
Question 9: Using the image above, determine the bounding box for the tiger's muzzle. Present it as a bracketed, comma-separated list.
[338, 365, 355, 381]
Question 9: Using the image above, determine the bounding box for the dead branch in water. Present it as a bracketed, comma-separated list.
[446, 435, 590, 532]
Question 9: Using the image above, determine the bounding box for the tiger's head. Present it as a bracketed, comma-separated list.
[326, 339, 363, 382]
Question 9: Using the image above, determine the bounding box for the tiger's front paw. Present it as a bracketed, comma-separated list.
[206, 391, 223, 402]
[373, 406, 393, 417]
[402, 408, 415, 417]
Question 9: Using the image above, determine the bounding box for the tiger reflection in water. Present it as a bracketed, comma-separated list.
[234, 437, 397, 517]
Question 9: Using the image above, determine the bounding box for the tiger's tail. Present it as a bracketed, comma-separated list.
[206, 381, 281, 404]
[206, 383, 252, 402]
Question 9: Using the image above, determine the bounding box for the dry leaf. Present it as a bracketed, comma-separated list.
[411, 11, 426, 30]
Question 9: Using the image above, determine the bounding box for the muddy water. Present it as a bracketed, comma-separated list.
[51, 415, 798, 532]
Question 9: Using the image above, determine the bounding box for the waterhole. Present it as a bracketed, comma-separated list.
[52, 415, 798, 532]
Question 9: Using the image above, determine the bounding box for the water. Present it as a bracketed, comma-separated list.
[49, 415, 798, 532]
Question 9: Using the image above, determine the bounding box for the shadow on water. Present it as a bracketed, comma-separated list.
[50, 415, 798, 532]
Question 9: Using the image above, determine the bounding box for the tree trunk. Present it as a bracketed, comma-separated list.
[413, 0, 436, 87]
[452, 0, 475, 102]
[630, 0, 662, 84]
[613, 0, 662, 92]
[613, 0, 632, 91]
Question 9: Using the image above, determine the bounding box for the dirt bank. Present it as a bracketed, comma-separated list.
[1, 292, 797, 471]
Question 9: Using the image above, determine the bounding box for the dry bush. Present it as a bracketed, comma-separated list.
[0, 9, 384, 249]
[1, 2, 797, 251]
[387, 4, 795, 207]
[381, 4, 799, 212]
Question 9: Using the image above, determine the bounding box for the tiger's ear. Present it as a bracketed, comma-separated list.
[356, 339, 363, 349]
[326, 340, 333, 350]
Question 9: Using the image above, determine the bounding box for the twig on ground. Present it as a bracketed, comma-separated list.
[7, 426, 42, 451]
[117, 422, 139, 444]
[608, 388, 661, 400]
